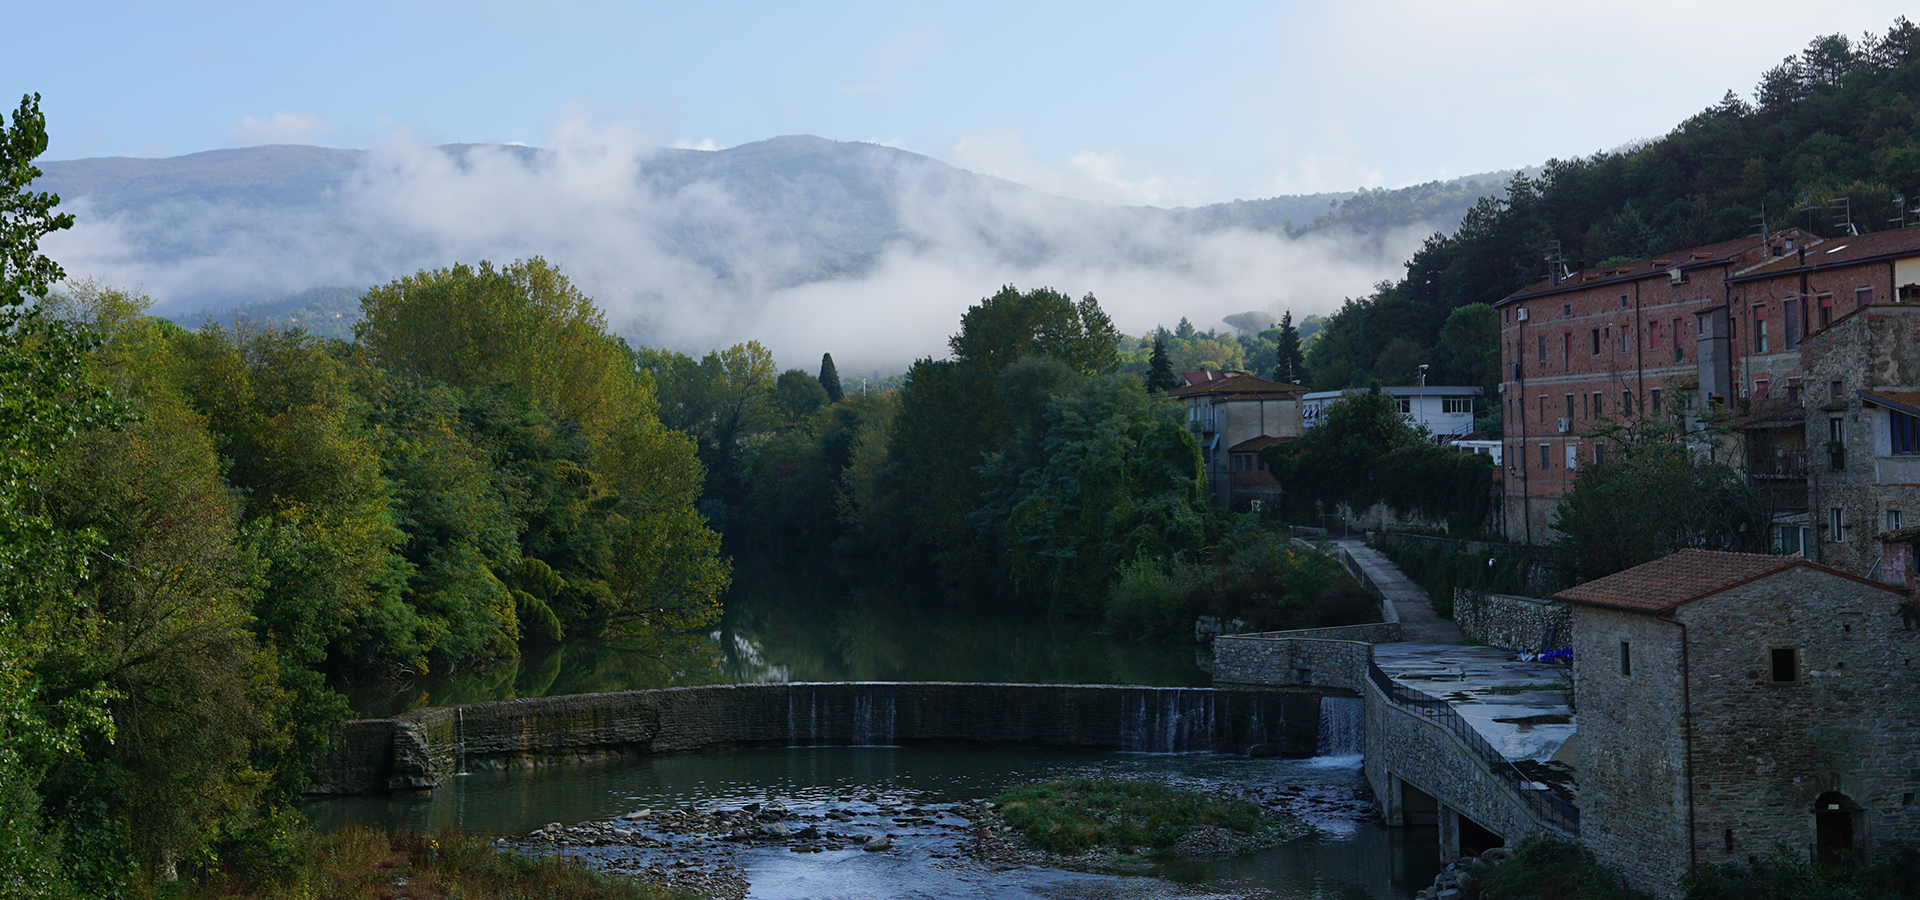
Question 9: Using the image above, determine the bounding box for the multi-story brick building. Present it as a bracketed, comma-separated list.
[1557, 549, 1917, 898]
[1496, 227, 1920, 546]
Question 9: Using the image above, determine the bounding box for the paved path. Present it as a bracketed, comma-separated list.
[1335, 539, 1466, 644]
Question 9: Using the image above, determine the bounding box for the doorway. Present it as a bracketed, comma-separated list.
[1814, 791, 1859, 865]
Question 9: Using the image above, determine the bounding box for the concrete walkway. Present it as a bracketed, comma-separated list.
[1336, 539, 1465, 644]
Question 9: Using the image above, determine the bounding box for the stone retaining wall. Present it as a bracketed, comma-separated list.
[310, 683, 1320, 795]
[1454, 592, 1572, 652]
[1213, 633, 1379, 690]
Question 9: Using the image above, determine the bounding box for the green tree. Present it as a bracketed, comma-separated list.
[1145, 336, 1180, 393]
[1272, 310, 1307, 385]
[973, 361, 1206, 614]
[1551, 412, 1769, 582]
[773, 367, 829, 425]
[818, 352, 844, 403]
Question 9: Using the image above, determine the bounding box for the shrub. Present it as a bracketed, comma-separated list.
[994, 778, 1266, 855]
[1478, 838, 1649, 900]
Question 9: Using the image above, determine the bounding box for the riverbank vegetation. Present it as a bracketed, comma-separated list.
[993, 778, 1272, 856]
[185, 826, 680, 900]
[1476, 839, 1649, 900]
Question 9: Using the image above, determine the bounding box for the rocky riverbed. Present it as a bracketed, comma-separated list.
[500, 772, 1352, 900]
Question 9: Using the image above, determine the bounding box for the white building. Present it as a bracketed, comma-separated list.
[1301, 385, 1483, 439]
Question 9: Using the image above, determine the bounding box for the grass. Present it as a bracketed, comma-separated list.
[992, 777, 1269, 856]
[185, 825, 681, 900]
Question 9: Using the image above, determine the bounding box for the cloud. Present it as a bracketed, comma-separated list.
[838, 27, 941, 97]
[952, 127, 1216, 208]
[230, 112, 333, 146]
[671, 138, 722, 151]
[43, 119, 1430, 375]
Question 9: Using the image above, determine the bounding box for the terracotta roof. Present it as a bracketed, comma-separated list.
[1499, 233, 1785, 305]
[1731, 227, 1920, 282]
[1553, 548, 1902, 613]
[1229, 435, 1291, 453]
[1166, 372, 1307, 399]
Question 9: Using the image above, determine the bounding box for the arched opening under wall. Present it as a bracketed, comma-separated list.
[1459, 813, 1504, 857]
[1814, 791, 1861, 865]
[1401, 779, 1440, 827]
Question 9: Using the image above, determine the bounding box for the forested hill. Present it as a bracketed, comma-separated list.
[1304, 17, 1920, 401]
[35, 135, 1515, 342]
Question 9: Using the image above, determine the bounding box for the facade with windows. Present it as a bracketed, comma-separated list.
[1166, 372, 1306, 507]
[1558, 549, 1917, 899]
[1496, 227, 1920, 546]
[1800, 302, 1920, 576]
[1300, 385, 1482, 438]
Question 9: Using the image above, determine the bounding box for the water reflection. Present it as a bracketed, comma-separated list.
[303, 747, 1438, 900]
[348, 557, 1206, 717]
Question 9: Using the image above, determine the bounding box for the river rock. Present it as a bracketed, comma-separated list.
[864, 835, 892, 852]
[623, 809, 651, 819]
[761, 823, 790, 837]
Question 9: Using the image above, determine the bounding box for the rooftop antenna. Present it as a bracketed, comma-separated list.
[1417, 364, 1429, 387]
[1751, 204, 1769, 239]
[1830, 197, 1858, 236]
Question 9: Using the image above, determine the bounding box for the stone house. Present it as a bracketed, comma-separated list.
[1166, 372, 1306, 507]
[1799, 300, 1920, 577]
[1556, 549, 1917, 898]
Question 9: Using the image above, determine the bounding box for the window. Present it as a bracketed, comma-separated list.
[1650, 388, 1663, 415]
[1619, 640, 1632, 677]
[1593, 391, 1604, 417]
[1622, 390, 1634, 415]
[1564, 394, 1574, 419]
[1819, 294, 1834, 329]
[1563, 304, 1571, 316]
[1591, 329, 1601, 355]
[1395, 397, 1411, 414]
[1894, 409, 1920, 455]
[1831, 378, 1844, 400]
[1604, 325, 1612, 350]
[1566, 443, 1579, 470]
[1889, 509, 1904, 532]
[1753, 378, 1770, 401]
[1443, 397, 1471, 414]
[1770, 647, 1799, 683]
[1620, 325, 1631, 354]
[1539, 395, 1548, 420]
[1754, 306, 1769, 353]
[1594, 443, 1606, 465]
[1858, 286, 1874, 309]
[1673, 317, 1685, 363]
[1832, 506, 1847, 542]
[1563, 333, 1572, 373]
[1539, 444, 1550, 471]
[1783, 300, 1801, 350]
[1830, 417, 1847, 471]
[1537, 336, 1547, 364]
[1620, 295, 1628, 308]
[1649, 319, 1661, 349]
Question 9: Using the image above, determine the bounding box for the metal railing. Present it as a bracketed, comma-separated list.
[1367, 660, 1579, 835]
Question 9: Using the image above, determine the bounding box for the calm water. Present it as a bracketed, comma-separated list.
[346, 558, 1207, 717]
[303, 746, 1440, 899]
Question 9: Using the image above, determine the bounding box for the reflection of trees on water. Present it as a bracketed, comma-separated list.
[348, 632, 723, 717]
[724, 558, 1207, 686]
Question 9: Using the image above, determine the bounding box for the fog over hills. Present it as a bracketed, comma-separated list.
[35, 136, 1508, 369]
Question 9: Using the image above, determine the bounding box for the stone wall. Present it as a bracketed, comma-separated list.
[1454, 593, 1572, 653]
[311, 683, 1321, 795]
[1213, 633, 1381, 690]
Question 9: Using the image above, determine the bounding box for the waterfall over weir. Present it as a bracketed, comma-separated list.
[1316, 694, 1366, 759]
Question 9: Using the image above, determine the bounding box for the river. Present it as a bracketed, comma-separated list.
[314, 558, 1439, 898]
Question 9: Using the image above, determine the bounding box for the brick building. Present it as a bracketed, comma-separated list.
[1800, 300, 1920, 575]
[1558, 549, 1918, 898]
[1496, 228, 1920, 545]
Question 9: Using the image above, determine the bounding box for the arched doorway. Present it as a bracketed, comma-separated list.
[1813, 791, 1859, 865]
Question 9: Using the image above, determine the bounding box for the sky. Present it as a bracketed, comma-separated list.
[10, 2, 1918, 369]
[19, 1, 1915, 205]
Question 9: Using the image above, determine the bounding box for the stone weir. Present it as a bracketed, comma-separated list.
[311, 682, 1320, 795]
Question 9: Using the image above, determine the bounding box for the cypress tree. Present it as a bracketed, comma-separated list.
[819, 352, 844, 403]
[1274, 310, 1307, 385]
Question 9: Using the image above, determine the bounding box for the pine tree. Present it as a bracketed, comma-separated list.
[1146, 336, 1180, 393]
[819, 352, 844, 403]
[1274, 310, 1307, 385]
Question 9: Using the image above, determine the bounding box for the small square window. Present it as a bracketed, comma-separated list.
[1770, 647, 1799, 683]
[1890, 509, 1904, 532]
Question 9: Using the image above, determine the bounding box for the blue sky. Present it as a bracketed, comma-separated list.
[18, 1, 1917, 205]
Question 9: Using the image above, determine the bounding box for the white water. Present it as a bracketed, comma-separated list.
[1315, 694, 1366, 764]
